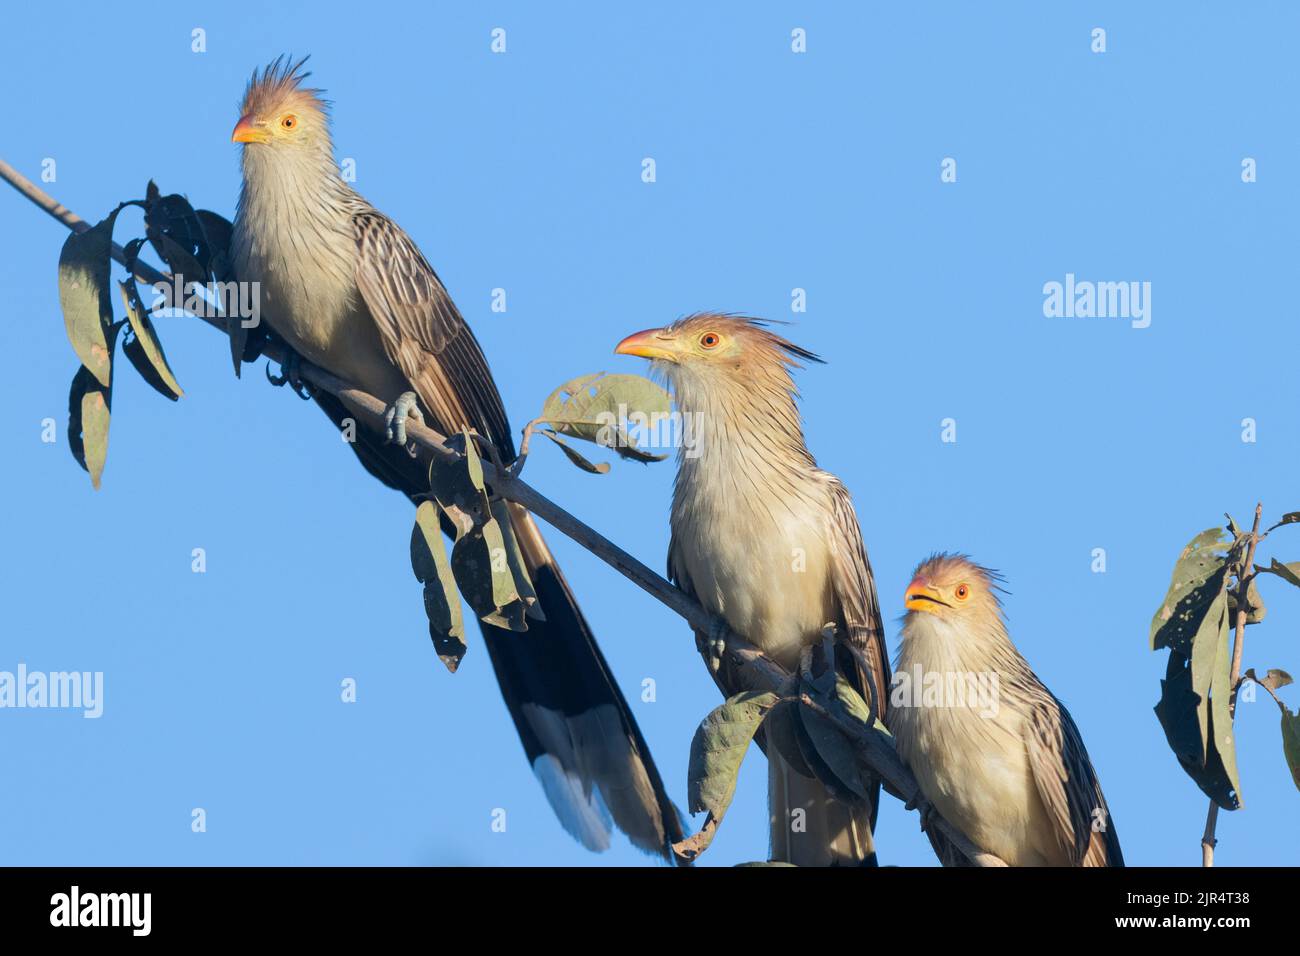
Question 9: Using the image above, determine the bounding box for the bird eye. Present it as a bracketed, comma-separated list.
[955, 584, 970, 600]
[699, 332, 720, 349]
[281, 114, 297, 130]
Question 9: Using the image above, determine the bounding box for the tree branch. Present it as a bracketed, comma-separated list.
[2, 157, 1007, 868]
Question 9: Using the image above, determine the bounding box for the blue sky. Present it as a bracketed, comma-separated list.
[1, 1, 1297, 866]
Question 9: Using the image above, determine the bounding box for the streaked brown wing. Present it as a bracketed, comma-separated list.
[1025, 693, 1124, 866]
[352, 210, 515, 457]
[826, 478, 890, 722]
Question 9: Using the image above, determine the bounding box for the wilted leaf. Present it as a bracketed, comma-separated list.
[489, 499, 540, 620]
[797, 698, 870, 802]
[144, 183, 211, 288]
[540, 429, 610, 474]
[1150, 528, 1229, 652]
[1281, 707, 1300, 793]
[194, 208, 244, 374]
[1266, 512, 1300, 533]
[58, 208, 122, 388]
[411, 501, 466, 672]
[427, 431, 491, 535]
[1244, 668, 1294, 694]
[1259, 559, 1300, 589]
[119, 280, 183, 400]
[450, 516, 526, 632]
[67, 362, 113, 490]
[540, 372, 671, 463]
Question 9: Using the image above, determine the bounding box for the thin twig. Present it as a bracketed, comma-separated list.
[1202, 502, 1263, 867]
[2, 157, 1008, 868]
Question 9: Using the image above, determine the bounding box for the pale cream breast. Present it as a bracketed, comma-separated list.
[671, 449, 836, 670]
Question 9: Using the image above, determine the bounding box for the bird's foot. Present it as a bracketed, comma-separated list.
[384, 391, 423, 457]
[697, 616, 729, 674]
[266, 351, 314, 400]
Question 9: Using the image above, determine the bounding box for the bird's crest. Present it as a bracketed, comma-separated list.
[669, 312, 825, 368]
[240, 54, 328, 119]
[913, 553, 1009, 599]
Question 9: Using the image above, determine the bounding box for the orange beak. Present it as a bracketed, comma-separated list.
[904, 578, 948, 614]
[231, 114, 268, 144]
[614, 327, 678, 362]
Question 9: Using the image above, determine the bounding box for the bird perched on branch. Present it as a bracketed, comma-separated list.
[229, 55, 683, 860]
[616, 314, 890, 866]
[891, 554, 1123, 866]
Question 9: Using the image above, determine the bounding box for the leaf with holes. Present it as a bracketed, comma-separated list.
[539, 372, 671, 464]
[1150, 528, 1229, 652]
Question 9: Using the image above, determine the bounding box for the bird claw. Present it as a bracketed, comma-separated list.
[384, 391, 422, 457]
[266, 352, 314, 400]
[698, 616, 729, 674]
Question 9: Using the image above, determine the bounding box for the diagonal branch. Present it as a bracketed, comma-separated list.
[1, 157, 1007, 868]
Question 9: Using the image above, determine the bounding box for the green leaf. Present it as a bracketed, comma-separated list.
[411, 501, 466, 673]
[1154, 594, 1240, 809]
[1150, 528, 1229, 652]
[1189, 590, 1228, 761]
[677, 690, 778, 859]
[58, 208, 122, 389]
[1207, 602, 1243, 809]
[539, 429, 610, 474]
[118, 280, 183, 400]
[1281, 707, 1300, 793]
[539, 372, 671, 463]
[67, 361, 113, 490]
[687, 691, 778, 818]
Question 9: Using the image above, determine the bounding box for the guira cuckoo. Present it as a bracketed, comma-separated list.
[230, 56, 682, 860]
[892, 554, 1124, 866]
[616, 314, 890, 866]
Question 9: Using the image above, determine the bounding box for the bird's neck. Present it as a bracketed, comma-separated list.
[898, 611, 1028, 681]
[669, 368, 817, 504]
[237, 140, 358, 233]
